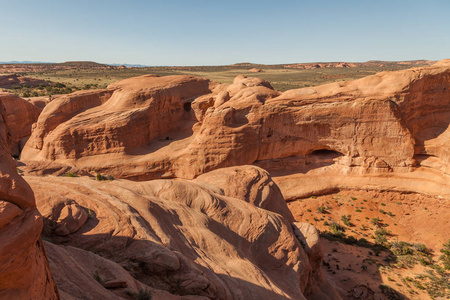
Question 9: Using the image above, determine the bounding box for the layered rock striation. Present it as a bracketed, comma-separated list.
[27, 166, 340, 299]
[20, 61, 450, 197]
[0, 92, 42, 156]
[0, 101, 59, 299]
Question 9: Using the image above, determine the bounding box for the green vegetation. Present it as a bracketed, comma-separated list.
[379, 284, 404, 300]
[66, 172, 79, 177]
[96, 173, 114, 181]
[4, 60, 428, 97]
[374, 228, 388, 245]
[440, 239, 450, 269]
[316, 206, 326, 214]
[341, 215, 351, 226]
[371, 217, 380, 226]
[93, 270, 102, 283]
[328, 221, 345, 236]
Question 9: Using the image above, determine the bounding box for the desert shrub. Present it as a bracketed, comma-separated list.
[440, 239, 450, 270]
[379, 284, 404, 300]
[96, 173, 114, 181]
[66, 172, 78, 177]
[341, 215, 351, 226]
[316, 206, 326, 214]
[93, 270, 102, 283]
[328, 221, 345, 235]
[390, 241, 413, 256]
[412, 243, 428, 254]
[357, 237, 370, 247]
[374, 228, 387, 245]
[135, 289, 152, 300]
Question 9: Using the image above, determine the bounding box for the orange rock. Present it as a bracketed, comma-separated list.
[0, 101, 58, 299]
[0, 92, 42, 156]
[0, 74, 50, 89]
[20, 62, 450, 197]
[248, 68, 263, 72]
[27, 166, 341, 299]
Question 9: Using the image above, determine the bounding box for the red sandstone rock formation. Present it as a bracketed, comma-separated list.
[248, 68, 263, 72]
[27, 165, 340, 299]
[19, 61, 450, 201]
[0, 92, 42, 156]
[0, 101, 58, 299]
[0, 74, 50, 88]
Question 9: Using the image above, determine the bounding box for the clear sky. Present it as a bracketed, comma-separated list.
[1, 0, 449, 65]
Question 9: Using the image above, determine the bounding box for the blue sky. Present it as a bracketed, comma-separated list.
[0, 0, 449, 65]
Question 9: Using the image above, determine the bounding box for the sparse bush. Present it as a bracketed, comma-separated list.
[379, 284, 404, 300]
[341, 215, 351, 226]
[371, 218, 380, 226]
[316, 206, 326, 214]
[328, 221, 345, 235]
[440, 239, 450, 270]
[96, 173, 114, 181]
[93, 270, 102, 283]
[374, 228, 387, 245]
[135, 289, 152, 300]
[390, 241, 413, 256]
[412, 243, 428, 254]
[66, 172, 78, 177]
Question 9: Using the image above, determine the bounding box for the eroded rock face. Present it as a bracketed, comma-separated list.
[0, 102, 58, 299]
[0, 74, 50, 89]
[0, 92, 42, 156]
[27, 165, 340, 300]
[20, 61, 450, 188]
[45, 242, 194, 300]
[22, 75, 210, 162]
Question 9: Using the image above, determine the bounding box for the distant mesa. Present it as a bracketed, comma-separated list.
[284, 60, 435, 69]
[230, 62, 259, 67]
[284, 62, 357, 69]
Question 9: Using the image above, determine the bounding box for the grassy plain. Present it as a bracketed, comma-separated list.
[1, 61, 432, 98]
[15, 62, 429, 92]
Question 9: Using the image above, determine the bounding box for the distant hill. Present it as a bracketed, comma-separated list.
[108, 63, 149, 68]
[0, 61, 55, 64]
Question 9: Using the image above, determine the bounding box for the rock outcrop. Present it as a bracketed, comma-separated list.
[0, 101, 58, 299]
[20, 61, 450, 197]
[0, 92, 42, 156]
[27, 165, 340, 300]
[0, 74, 50, 89]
